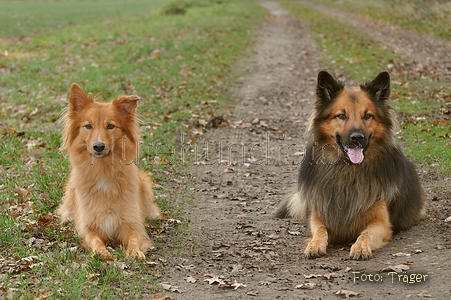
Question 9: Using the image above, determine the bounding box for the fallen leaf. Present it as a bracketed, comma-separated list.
[334, 290, 359, 298]
[26, 137, 44, 151]
[204, 275, 223, 285]
[185, 276, 196, 283]
[304, 274, 323, 279]
[218, 280, 247, 290]
[417, 290, 433, 298]
[286, 229, 301, 236]
[296, 283, 321, 289]
[153, 294, 164, 300]
[207, 116, 228, 128]
[380, 264, 410, 273]
[391, 252, 411, 257]
[146, 261, 158, 267]
[323, 273, 336, 280]
[153, 156, 169, 165]
[205, 100, 218, 105]
[197, 119, 208, 127]
[37, 289, 51, 299]
[259, 121, 269, 128]
[160, 283, 181, 293]
[175, 264, 195, 271]
[154, 292, 175, 300]
[304, 273, 335, 280]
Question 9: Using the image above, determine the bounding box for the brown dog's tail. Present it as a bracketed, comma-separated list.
[274, 187, 308, 223]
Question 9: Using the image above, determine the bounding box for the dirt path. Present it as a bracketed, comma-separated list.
[155, 2, 451, 299]
[304, 1, 451, 77]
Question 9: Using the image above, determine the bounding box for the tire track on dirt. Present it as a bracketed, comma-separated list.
[304, 1, 451, 77]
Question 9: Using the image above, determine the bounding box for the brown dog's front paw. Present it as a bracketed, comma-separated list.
[94, 247, 111, 257]
[350, 240, 372, 260]
[126, 248, 146, 260]
[304, 240, 327, 259]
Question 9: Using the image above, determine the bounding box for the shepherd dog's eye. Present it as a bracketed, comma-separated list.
[335, 113, 347, 120]
[107, 124, 115, 130]
[363, 113, 373, 120]
[85, 124, 92, 130]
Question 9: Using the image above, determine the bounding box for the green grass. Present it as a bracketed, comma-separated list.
[0, 0, 265, 298]
[280, 1, 451, 174]
[0, 0, 168, 38]
[401, 120, 451, 174]
[306, 0, 451, 40]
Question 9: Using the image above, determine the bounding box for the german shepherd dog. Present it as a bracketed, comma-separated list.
[276, 71, 425, 260]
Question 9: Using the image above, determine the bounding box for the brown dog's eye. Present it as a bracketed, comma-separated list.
[107, 124, 115, 130]
[85, 124, 92, 130]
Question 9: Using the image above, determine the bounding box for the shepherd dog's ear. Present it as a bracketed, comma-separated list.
[316, 71, 345, 104]
[360, 71, 391, 103]
[69, 83, 94, 113]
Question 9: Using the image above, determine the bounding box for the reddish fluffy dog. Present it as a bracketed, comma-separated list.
[57, 83, 160, 259]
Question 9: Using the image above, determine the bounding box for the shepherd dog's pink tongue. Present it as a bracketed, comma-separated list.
[347, 148, 364, 164]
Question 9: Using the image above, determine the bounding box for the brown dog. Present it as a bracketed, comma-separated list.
[57, 83, 160, 259]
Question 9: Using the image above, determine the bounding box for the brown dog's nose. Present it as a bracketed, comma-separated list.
[93, 141, 105, 152]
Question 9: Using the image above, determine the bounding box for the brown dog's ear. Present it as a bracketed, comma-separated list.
[360, 71, 391, 103]
[112, 95, 140, 116]
[316, 71, 344, 103]
[69, 83, 94, 112]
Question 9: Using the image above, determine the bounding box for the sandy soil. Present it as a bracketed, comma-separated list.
[153, 2, 451, 299]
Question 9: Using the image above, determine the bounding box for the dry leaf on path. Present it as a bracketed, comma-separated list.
[391, 252, 411, 257]
[145, 261, 158, 267]
[417, 290, 433, 298]
[185, 276, 197, 283]
[380, 264, 410, 273]
[218, 280, 247, 290]
[304, 274, 323, 279]
[160, 283, 181, 293]
[286, 229, 301, 236]
[334, 290, 359, 298]
[204, 275, 223, 285]
[153, 293, 174, 300]
[296, 283, 321, 289]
